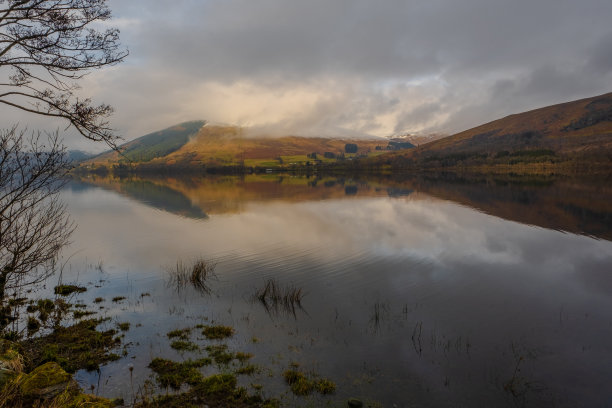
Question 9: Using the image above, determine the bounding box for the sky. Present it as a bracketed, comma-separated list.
[4, 0, 612, 151]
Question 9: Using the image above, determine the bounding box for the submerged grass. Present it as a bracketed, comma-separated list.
[255, 279, 305, 318]
[167, 258, 216, 295]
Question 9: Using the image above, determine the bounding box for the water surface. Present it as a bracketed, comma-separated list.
[50, 174, 612, 407]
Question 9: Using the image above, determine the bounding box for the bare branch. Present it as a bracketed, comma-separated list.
[0, 0, 127, 147]
[0, 127, 74, 309]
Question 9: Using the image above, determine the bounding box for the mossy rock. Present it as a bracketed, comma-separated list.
[20, 362, 76, 400]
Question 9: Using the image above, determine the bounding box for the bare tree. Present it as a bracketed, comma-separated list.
[0, 127, 73, 312]
[0, 0, 127, 148]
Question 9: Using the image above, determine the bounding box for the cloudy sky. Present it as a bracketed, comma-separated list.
[6, 0, 612, 150]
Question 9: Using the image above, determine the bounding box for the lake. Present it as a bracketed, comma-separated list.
[46, 173, 612, 407]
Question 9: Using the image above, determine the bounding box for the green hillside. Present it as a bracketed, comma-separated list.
[119, 120, 206, 162]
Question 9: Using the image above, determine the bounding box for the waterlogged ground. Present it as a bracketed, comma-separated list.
[29, 174, 612, 407]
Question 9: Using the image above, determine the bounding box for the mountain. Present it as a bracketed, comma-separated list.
[67, 150, 94, 163]
[87, 122, 385, 168]
[381, 92, 612, 169]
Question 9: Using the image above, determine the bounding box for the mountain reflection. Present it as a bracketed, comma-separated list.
[73, 173, 612, 240]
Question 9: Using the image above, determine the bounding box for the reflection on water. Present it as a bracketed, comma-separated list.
[53, 174, 612, 407]
[73, 172, 612, 240]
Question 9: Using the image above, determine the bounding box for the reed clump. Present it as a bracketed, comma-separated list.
[255, 279, 304, 317]
[167, 258, 216, 294]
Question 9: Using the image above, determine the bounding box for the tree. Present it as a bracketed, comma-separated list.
[345, 143, 358, 153]
[0, 127, 73, 327]
[0, 0, 128, 148]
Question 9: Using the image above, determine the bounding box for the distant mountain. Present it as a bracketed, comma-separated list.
[382, 92, 612, 169]
[67, 150, 94, 163]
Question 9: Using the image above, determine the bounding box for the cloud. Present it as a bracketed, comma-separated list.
[2, 0, 612, 149]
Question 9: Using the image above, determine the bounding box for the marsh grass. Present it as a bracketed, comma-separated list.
[283, 367, 336, 396]
[53, 284, 86, 296]
[201, 325, 234, 340]
[167, 258, 217, 295]
[254, 279, 305, 318]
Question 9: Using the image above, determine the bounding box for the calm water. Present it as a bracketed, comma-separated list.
[46, 174, 612, 407]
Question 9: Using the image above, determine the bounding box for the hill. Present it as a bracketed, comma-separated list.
[93, 120, 207, 163]
[87, 122, 387, 169]
[379, 92, 612, 171]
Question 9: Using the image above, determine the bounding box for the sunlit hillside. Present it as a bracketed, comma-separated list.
[88, 123, 388, 168]
[382, 92, 612, 167]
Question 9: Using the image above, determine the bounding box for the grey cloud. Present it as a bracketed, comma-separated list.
[2, 0, 611, 148]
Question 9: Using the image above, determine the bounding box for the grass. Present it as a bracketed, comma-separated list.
[73, 310, 96, 319]
[255, 279, 304, 317]
[170, 340, 199, 352]
[117, 322, 130, 331]
[142, 354, 278, 408]
[93, 297, 105, 303]
[53, 285, 87, 296]
[205, 344, 235, 365]
[167, 258, 216, 294]
[167, 328, 191, 340]
[148, 357, 211, 389]
[20, 318, 121, 373]
[201, 325, 234, 340]
[282, 367, 336, 396]
[111, 296, 126, 303]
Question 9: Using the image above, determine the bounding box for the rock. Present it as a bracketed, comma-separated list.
[348, 397, 364, 407]
[20, 361, 77, 400]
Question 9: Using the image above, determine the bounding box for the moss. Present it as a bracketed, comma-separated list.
[19, 362, 72, 396]
[170, 340, 199, 352]
[54, 285, 87, 296]
[21, 318, 121, 373]
[2, 359, 119, 407]
[201, 325, 234, 340]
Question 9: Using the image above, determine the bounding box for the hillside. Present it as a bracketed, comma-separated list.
[87, 123, 387, 169]
[380, 92, 612, 170]
[92, 120, 207, 163]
